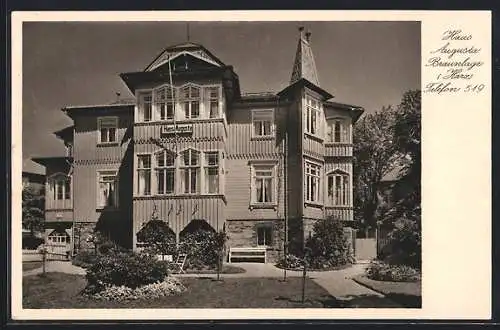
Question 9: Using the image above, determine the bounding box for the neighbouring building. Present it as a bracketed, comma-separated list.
[32, 27, 364, 262]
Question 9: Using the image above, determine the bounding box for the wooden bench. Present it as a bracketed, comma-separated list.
[229, 247, 267, 263]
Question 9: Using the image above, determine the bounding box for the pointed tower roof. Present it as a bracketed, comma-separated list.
[290, 27, 320, 87]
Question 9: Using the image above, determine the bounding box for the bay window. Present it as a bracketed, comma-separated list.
[156, 151, 175, 195]
[327, 171, 350, 206]
[305, 161, 321, 203]
[327, 119, 350, 143]
[181, 149, 200, 194]
[137, 154, 151, 196]
[204, 152, 219, 194]
[50, 174, 71, 201]
[251, 164, 275, 205]
[305, 95, 321, 136]
[98, 170, 119, 208]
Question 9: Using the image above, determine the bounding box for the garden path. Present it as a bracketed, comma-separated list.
[22, 261, 86, 277]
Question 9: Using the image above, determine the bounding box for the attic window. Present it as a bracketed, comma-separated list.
[98, 117, 118, 144]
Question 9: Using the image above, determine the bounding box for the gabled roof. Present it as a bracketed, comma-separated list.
[144, 42, 225, 72]
[277, 77, 333, 100]
[290, 28, 320, 87]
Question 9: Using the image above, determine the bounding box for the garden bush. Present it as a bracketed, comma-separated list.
[178, 230, 227, 270]
[84, 251, 170, 293]
[72, 250, 99, 269]
[304, 217, 354, 269]
[89, 277, 186, 301]
[365, 261, 420, 282]
[384, 217, 421, 269]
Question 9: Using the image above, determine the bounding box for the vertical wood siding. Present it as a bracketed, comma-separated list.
[134, 120, 225, 143]
[132, 196, 225, 247]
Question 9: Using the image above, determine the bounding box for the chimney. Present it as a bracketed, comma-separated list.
[305, 31, 311, 42]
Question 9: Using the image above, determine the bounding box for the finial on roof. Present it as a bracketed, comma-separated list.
[298, 26, 305, 38]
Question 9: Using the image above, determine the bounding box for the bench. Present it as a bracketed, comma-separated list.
[229, 247, 267, 263]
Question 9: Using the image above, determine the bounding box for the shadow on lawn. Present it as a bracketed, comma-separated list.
[275, 295, 340, 308]
[337, 293, 421, 308]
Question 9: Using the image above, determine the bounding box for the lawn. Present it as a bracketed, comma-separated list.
[23, 262, 43, 272]
[352, 275, 421, 308]
[23, 272, 339, 308]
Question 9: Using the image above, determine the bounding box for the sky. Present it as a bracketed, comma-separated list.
[22, 21, 420, 174]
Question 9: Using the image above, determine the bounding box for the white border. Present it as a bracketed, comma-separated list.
[12, 10, 492, 320]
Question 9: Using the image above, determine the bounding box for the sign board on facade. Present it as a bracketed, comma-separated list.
[160, 124, 193, 136]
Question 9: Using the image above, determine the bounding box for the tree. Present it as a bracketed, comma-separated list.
[22, 186, 45, 235]
[383, 90, 422, 268]
[353, 106, 400, 232]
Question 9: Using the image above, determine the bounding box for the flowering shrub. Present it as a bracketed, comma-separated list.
[365, 261, 420, 282]
[84, 251, 170, 293]
[275, 255, 304, 270]
[89, 277, 186, 301]
[384, 217, 421, 269]
[72, 250, 100, 269]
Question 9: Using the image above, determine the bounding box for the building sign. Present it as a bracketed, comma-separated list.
[160, 124, 193, 136]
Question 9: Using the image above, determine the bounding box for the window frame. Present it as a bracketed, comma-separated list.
[48, 173, 71, 201]
[180, 148, 201, 194]
[250, 162, 277, 207]
[304, 160, 322, 204]
[136, 153, 152, 196]
[326, 118, 351, 144]
[256, 224, 273, 247]
[155, 150, 176, 195]
[326, 170, 351, 207]
[251, 109, 275, 139]
[97, 116, 118, 144]
[204, 151, 220, 194]
[304, 94, 322, 137]
[180, 85, 201, 120]
[97, 170, 119, 209]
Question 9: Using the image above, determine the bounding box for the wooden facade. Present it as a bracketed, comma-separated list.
[33, 30, 364, 260]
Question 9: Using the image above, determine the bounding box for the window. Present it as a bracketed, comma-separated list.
[154, 86, 175, 121]
[48, 231, 70, 244]
[98, 171, 119, 208]
[205, 152, 219, 194]
[257, 226, 272, 246]
[207, 87, 220, 118]
[305, 95, 321, 136]
[50, 175, 71, 201]
[137, 155, 151, 196]
[251, 164, 275, 204]
[252, 109, 274, 138]
[181, 149, 200, 194]
[305, 161, 321, 203]
[98, 117, 118, 143]
[180, 85, 200, 119]
[156, 151, 175, 195]
[138, 92, 152, 122]
[327, 171, 350, 206]
[327, 119, 350, 143]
